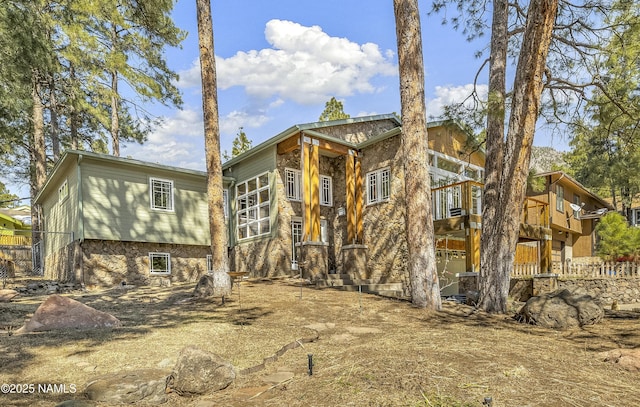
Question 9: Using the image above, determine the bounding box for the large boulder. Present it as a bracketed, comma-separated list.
[517, 288, 604, 329]
[193, 273, 231, 299]
[15, 294, 121, 334]
[84, 369, 169, 404]
[167, 346, 235, 395]
[600, 348, 640, 372]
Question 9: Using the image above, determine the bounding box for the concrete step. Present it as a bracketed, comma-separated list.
[340, 283, 404, 293]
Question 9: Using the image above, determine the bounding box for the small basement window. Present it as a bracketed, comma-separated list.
[149, 252, 171, 275]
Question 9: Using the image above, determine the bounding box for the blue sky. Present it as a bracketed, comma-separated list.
[5, 0, 569, 198]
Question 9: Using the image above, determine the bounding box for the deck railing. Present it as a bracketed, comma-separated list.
[0, 235, 32, 246]
[432, 180, 549, 227]
[511, 262, 640, 278]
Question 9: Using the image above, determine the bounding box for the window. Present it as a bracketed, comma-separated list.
[320, 175, 333, 206]
[291, 220, 302, 268]
[236, 172, 271, 240]
[223, 189, 229, 219]
[58, 179, 69, 203]
[285, 168, 301, 201]
[206, 254, 212, 273]
[366, 168, 390, 205]
[149, 252, 170, 275]
[556, 185, 564, 212]
[150, 178, 174, 211]
[573, 195, 581, 220]
[436, 157, 461, 174]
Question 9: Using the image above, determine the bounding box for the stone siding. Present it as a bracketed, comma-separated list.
[80, 240, 209, 286]
[360, 134, 409, 292]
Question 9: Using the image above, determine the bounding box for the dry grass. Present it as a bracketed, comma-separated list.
[1, 277, 640, 407]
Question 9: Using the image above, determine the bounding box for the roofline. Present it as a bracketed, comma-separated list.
[0, 212, 29, 228]
[534, 171, 614, 209]
[35, 150, 233, 204]
[222, 113, 401, 169]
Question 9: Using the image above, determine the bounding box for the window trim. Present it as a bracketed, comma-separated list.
[149, 177, 174, 212]
[366, 167, 391, 205]
[556, 184, 565, 213]
[149, 252, 171, 275]
[58, 179, 69, 204]
[320, 175, 333, 207]
[223, 189, 229, 219]
[285, 168, 302, 201]
[236, 172, 271, 241]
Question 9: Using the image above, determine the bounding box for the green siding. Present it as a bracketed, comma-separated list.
[42, 161, 78, 254]
[80, 159, 211, 245]
[224, 147, 276, 183]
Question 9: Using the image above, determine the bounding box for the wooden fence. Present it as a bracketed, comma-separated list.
[0, 235, 32, 246]
[512, 262, 640, 278]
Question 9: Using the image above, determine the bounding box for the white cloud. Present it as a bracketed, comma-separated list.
[179, 19, 397, 105]
[426, 84, 488, 118]
[220, 110, 271, 136]
[123, 108, 206, 171]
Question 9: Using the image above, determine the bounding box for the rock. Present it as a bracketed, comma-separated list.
[168, 346, 235, 395]
[465, 290, 480, 306]
[15, 294, 121, 334]
[517, 289, 604, 329]
[0, 289, 19, 302]
[193, 273, 231, 299]
[600, 348, 640, 372]
[263, 371, 294, 384]
[84, 369, 169, 404]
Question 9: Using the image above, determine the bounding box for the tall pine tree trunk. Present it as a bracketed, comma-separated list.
[479, 0, 558, 313]
[394, 0, 441, 310]
[196, 0, 231, 296]
[110, 70, 120, 157]
[30, 70, 47, 243]
[49, 76, 60, 161]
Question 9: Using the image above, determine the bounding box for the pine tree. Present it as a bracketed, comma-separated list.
[319, 97, 350, 121]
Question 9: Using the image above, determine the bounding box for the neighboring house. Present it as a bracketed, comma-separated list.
[0, 208, 32, 245]
[0, 208, 32, 277]
[34, 150, 232, 285]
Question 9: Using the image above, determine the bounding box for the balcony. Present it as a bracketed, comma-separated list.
[432, 180, 550, 231]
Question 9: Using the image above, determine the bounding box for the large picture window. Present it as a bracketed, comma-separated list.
[237, 172, 271, 240]
[150, 178, 174, 211]
[366, 168, 390, 205]
[149, 252, 171, 275]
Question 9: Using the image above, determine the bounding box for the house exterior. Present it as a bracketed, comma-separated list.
[33, 150, 232, 286]
[35, 114, 613, 294]
[525, 171, 615, 267]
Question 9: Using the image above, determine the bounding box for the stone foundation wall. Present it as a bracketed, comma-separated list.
[458, 273, 640, 304]
[80, 240, 209, 286]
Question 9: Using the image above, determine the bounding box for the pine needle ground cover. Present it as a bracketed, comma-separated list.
[1, 278, 639, 406]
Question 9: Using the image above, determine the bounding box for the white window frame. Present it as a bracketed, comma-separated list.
[236, 172, 271, 240]
[223, 189, 229, 219]
[366, 168, 390, 205]
[150, 177, 174, 212]
[320, 175, 333, 207]
[206, 254, 212, 273]
[285, 168, 302, 201]
[149, 252, 171, 275]
[58, 179, 69, 204]
[556, 185, 565, 213]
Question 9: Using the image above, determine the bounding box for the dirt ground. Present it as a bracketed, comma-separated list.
[1, 277, 640, 407]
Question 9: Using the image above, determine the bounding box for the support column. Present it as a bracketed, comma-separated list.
[540, 235, 552, 273]
[355, 156, 363, 243]
[346, 152, 356, 244]
[465, 224, 481, 273]
[310, 143, 320, 241]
